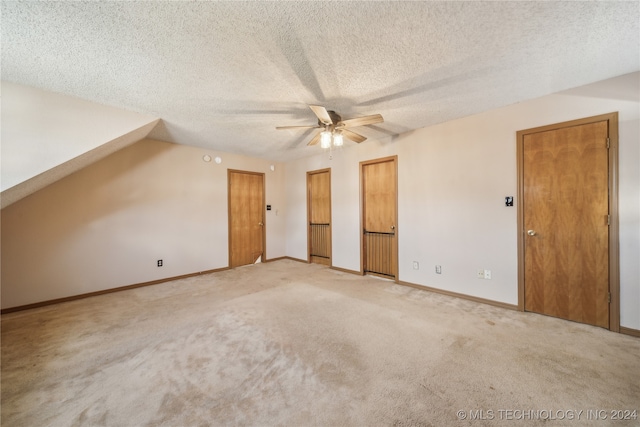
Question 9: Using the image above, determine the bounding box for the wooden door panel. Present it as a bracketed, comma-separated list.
[247, 173, 264, 262]
[363, 160, 396, 233]
[229, 171, 264, 268]
[309, 172, 330, 224]
[523, 120, 609, 327]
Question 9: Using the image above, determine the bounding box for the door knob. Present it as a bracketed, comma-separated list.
[259, 222, 263, 226]
[527, 230, 536, 236]
[390, 225, 396, 231]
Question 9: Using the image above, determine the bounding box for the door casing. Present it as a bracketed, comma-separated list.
[516, 112, 619, 331]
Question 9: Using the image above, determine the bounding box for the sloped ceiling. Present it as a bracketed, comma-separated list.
[2, 1, 639, 165]
[1, 82, 159, 208]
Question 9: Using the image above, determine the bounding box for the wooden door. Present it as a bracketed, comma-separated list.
[307, 169, 331, 265]
[228, 170, 265, 268]
[361, 156, 398, 279]
[518, 114, 618, 329]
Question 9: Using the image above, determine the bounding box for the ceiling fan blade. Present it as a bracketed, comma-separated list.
[276, 125, 320, 130]
[309, 105, 333, 125]
[342, 129, 367, 143]
[339, 114, 384, 128]
[307, 132, 322, 146]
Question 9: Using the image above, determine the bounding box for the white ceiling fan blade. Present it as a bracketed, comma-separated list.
[309, 105, 333, 125]
[342, 129, 367, 143]
[276, 125, 320, 130]
[339, 114, 384, 128]
[307, 132, 322, 146]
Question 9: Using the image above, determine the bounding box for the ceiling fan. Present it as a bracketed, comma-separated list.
[276, 105, 383, 147]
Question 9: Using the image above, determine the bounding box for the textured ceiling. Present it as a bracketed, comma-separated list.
[2, 1, 639, 162]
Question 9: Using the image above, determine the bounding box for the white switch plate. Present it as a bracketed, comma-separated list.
[477, 269, 485, 279]
[435, 265, 442, 274]
[413, 261, 419, 270]
[484, 269, 492, 280]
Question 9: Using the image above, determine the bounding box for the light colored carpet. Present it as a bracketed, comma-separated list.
[2, 259, 639, 426]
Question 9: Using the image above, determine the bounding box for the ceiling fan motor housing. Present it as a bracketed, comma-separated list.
[318, 110, 342, 127]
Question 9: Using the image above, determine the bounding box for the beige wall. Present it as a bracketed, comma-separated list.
[285, 72, 640, 330]
[1, 139, 286, 308]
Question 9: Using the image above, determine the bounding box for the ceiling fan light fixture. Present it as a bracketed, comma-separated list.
[320, 130, 332, 149]
[333, 132, 344, 147]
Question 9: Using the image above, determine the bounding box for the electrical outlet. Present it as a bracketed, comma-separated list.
[413, 261, 419, 270]
[484, 269, 492, 280]
[477, 269, 485, 279]
[157, 259, 163, 267]
[435, 265, 442, 274]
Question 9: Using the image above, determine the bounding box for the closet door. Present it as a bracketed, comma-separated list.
[307, 169, 331, 265]
[361, 156, 398, 279]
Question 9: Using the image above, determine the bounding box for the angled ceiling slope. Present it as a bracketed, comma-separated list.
[1, 82, 159, 208]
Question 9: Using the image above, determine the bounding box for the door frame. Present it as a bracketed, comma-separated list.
[227, 169, 266, 267]
[306, 168, 332, 265]
[516, 112, 619, 331]
[359, 155, 399, 281]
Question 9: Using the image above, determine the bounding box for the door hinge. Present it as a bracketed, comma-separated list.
[608, 292, 611, 303]
[607, 215, 611, 226]
[606, 138, 610, 149]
